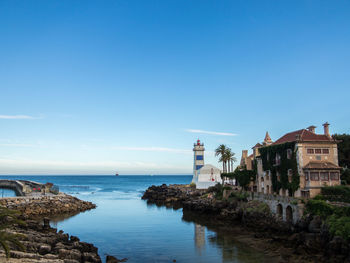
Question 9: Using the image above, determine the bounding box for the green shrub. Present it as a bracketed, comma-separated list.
[321, 185, 350, 203]
[189, 182, 196, 188]
[305, 199, 334, 219]
[208, 183, 223, 194]
[327, 215, 350, 241]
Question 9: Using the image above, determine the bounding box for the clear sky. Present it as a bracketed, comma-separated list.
[0, 0, 349, 175]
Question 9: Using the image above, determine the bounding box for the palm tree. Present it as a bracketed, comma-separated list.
[226, 149, 237, 173]
[215, 144, 227, 173]
[0, 206, 25, 258]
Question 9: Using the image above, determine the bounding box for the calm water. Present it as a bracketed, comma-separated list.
[0, 175, 275, 263]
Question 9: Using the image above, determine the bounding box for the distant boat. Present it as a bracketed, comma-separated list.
[115, 172, 119, 176]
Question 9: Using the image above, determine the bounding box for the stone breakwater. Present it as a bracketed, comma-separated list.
[0, 194, 96, 219]
[142, 184, 350, 263]
[0, 219, 102, 263]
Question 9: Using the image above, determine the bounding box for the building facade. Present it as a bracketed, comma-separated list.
[240, 123, 341, 198]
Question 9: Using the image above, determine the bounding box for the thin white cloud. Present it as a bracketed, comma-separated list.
[112, 146, 191, 154]
[186, 129, 237, 136]
[0, 115, 36, 120]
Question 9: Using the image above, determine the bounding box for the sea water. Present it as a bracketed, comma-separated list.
[0, 175, 276, 263]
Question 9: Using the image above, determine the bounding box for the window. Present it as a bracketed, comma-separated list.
[322, 149, 330, 154]
[288, 169, 293, 182]
[307, 149, 314, 154]
[287, 149, 292, 159]
[330, 172, 339, 180]
[196, 155, 203, 160]
[305, 171, 309, 181]
[320, 172, 329, 181]
[275, 154, 281, 165]
[315, 149, 322, 154]
[310, 172, 319, 181]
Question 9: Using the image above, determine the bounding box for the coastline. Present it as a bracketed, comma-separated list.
[0, 193, 104, 262]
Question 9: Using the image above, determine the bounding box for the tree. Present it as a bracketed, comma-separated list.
[333, 134, 350, 168]
[231, 167, 255, 190]
[225, 149, 237, 173]
[215, 144, 227, 173]
[0, 206, 25, 258]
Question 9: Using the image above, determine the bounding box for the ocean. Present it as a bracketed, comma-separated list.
[0, 175, 275, 263]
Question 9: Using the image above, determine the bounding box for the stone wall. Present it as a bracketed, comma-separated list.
[223, 190, 304, 224]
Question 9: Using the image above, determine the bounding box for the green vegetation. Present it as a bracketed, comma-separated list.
[333, 134, 350, 185]
[314, 185, 350, 203]
[189, 182, 196, 188]
[215, 145, 236, 174]
[208, 183, 224, 199]
[245, 201, 270, 214]
[305, 199, 350, 241]
[333, 134, 350, 168]
[259, 142, 300, 195]
[222, 167, 255, 190]
[341, 168, 350, 185]
[229, 191, 249, 202]
[0, 206, 25, 258]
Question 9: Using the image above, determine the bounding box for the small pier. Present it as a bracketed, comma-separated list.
[0, 179, 58, 197]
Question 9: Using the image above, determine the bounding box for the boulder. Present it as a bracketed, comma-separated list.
[39, 244, 52, 255]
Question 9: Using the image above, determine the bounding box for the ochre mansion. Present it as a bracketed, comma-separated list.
[240, 123, 341, 198]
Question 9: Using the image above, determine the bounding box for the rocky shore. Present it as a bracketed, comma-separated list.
[0, 194, 96, 219]
[0, 193, 125, 262]
[0, 219, 101, 263]
[142, 184, 350, 263]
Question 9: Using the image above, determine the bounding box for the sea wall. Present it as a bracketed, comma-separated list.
[0, 194, 96, 219]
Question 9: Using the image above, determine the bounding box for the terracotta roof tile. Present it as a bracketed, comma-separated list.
[303, 162, 341, 170]
[272, 129, 335, 145]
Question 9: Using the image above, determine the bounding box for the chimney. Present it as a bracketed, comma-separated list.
[307, 125, 316, 133]
[240, 150, 248, 166]
[323, 122, 330, 137]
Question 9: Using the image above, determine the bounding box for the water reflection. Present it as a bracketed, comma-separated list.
[184, 210, 279, 263]
[0, 188, 17, 197]
[194, 224, 205, 254]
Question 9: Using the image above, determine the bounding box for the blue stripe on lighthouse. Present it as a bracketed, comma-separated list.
[196, 155, 203, 160]
[196, 165, 203, 170]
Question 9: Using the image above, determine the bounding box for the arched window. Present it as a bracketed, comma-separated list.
[287, 149, 292, 159]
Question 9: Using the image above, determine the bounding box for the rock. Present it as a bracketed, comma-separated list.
[39, 244, 52, 255]
[70, 235, 80, 242]
[64, 260, 80, 263]
[106, 255, 128, 262]
[308, 216, 322, 233]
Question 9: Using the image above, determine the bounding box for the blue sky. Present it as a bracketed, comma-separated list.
[0, 0, 349, 175]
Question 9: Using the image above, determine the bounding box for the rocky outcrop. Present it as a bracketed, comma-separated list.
[141, 184, 205, 207]
[0, 219, 101, 263]
[0, 194, 96, 219]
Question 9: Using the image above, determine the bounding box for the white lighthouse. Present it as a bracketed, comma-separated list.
[192, 139, 205, 182]
[192, 139, 222, 189]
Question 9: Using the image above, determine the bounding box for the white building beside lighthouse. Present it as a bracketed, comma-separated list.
[192, 139, 222, 189]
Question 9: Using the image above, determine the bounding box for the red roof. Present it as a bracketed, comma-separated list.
[272, 129, 335, 145]
[303, 161, 341, 170]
